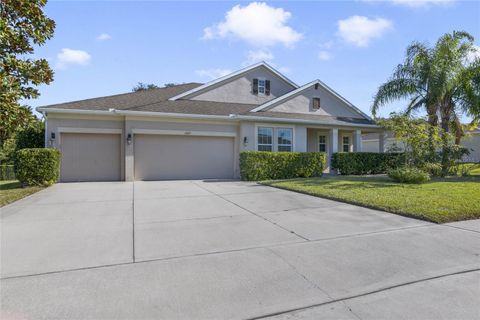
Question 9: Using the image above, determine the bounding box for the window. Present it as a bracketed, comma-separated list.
[258, 79, 266, 95]
[312, 97, 321, 110]
[319, 135, 326, 152]
[257, 127, 273, 151]
[343, 136, 350, 152]
[253, 78, 270, 96]
[277, 128, 293, 152]
[256, 127, 293, 152]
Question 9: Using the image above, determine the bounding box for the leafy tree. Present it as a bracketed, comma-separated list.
[372, 31, 480, 170]
[164, 83, 179, 87]
[16, 120, 44, 150]
[132, 82, 160, 92]
[378, 113, 443, 167]
[0, 0, 55, 145]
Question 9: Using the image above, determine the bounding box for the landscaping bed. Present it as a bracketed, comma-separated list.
[262, 175, 480, 223]
[0, 181, 43, 207]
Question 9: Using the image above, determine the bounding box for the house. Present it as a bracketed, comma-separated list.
[362, 127, 480, 163]
[37, 62, 384, 182]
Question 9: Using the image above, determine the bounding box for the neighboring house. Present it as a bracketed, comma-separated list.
[362, 127, 480, 163]
[37, 62, 384, 182]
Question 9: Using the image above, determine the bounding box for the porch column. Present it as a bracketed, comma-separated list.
[353, 129, 362, 152]
[329, 128, 338, 154]
[328, 128, 338, 173]
[379, 131, 387, 153]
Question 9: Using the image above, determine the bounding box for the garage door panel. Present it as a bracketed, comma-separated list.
[134, 135, 234, 180]
[60, 133, 121, 182]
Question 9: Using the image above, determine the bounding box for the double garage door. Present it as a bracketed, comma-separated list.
[59, 132, 235, 182]
[134, 134, 234, 181]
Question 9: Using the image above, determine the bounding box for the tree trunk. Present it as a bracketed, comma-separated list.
[426, 105, 438, 162]
[440, 106, 451, 177]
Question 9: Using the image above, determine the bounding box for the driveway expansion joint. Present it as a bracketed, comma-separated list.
[246, 268, 480, 320]
[192, 181, 310, 241]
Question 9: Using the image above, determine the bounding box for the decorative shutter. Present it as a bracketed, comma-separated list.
[265, 80, 271, 96]
[252, 78, 258, 94]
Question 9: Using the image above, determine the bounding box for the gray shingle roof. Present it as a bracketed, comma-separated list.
[41, 83, 375, 126]
[41, 83, 201, 110]
[41, 83, 258, 116]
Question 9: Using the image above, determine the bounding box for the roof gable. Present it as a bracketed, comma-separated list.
[250, 79, 372, 121]
[168, 62, 298, 101]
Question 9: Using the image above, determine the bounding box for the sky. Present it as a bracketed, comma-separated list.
[31, 0, 480, 119]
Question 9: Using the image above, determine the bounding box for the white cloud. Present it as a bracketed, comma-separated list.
[337, 16, 392, 47]
[195, 68, 232, 80]
[96, 33, 111, 41]
[202, 2, 302, 48]
[466, 45, 480, 64]
[243, 49, 274, 65]
[56, 48, 91, 69]
[389, 0, 455, 8]
[318, 51, 332, 61]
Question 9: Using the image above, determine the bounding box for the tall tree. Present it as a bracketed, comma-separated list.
[372, 31, 480, 170]
[0, 0, 55, 145]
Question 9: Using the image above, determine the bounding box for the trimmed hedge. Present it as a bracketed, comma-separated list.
[0, 165, 15, 180]
[240, 151, 326, 181]
[331, 152, 404, 175]
[14, 148, 61, 186]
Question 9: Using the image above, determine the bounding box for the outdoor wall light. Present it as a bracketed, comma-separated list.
[50, 132, 56, 140]
[243, 136, 248, 146]
[127, 133, 132, 145]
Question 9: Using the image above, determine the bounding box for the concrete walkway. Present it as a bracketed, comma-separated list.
[1, 181, 479, 319]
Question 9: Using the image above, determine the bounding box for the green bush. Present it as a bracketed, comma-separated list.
[14, 148, 61, 186]
[420, 162, 443, 177]
[0, 165, 15, 180]
[331, 152, 404, 175]
[240, 151, 326, 181]
[387, 167, 430, 184]
[16, 122, 45, 150]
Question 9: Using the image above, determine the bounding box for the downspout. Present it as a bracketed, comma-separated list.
[41, 111, 48, 148]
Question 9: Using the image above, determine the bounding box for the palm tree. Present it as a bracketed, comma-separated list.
[372, 31, 480, 171]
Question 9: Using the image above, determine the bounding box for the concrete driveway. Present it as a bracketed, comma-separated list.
[1, 180, 479, 319]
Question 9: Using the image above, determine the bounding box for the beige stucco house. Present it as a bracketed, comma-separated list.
[37, 62, 386, 182]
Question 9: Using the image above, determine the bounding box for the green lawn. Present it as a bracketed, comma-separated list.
[262, 175, 480, 223]
[0, 181, 43, 207]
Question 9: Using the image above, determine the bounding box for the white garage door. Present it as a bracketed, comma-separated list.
[134, 134, 235, 180]
[60, 133, 121, 182]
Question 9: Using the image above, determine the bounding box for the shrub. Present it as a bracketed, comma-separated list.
[420, 162, 443, 177]
[14, 148, 61, 186]
[387, 167, 430, 184]
[16, 122, 45, 150]
[0, 165, 15, 180]
[331, 152, 404, 175]
[240, 151, 326, 181]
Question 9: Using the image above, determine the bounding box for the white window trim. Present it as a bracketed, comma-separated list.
[257, 77, 266, 96]
[277, 127, 294, 152]
[256, 126, 274, 151]
[254, 123, 295, 152]
[317, 132, 328, 152]
[342, 134, 352, 152]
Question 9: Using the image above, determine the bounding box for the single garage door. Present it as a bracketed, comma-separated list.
[134, 134, 234, 180]
[60, 133, 121, 182]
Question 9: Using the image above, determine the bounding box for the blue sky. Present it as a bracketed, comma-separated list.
[32, 0, 479, 118]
